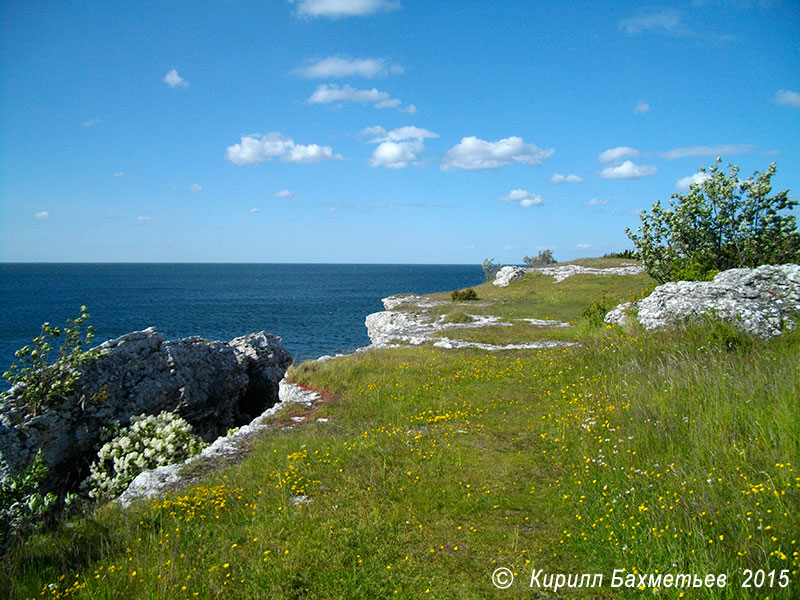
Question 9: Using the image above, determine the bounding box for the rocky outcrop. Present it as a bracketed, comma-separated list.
[117, 379, 320, 507]
[604, 264, 800, 338]
[531, 264, 644, 283]
[0, 328, 292, 490]
[493, 266, 526, 287]
[365, 295, 507, 349]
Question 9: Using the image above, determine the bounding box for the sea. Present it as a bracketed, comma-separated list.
[0, 264, 483, 370]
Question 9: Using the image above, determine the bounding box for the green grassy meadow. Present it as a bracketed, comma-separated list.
[2, 261, 798, 599]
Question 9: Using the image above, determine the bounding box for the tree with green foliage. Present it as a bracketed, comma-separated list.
[2, 306, 100, 416]
[523, 249, 556, 266]
[626, 160, 800, 283]
[481, 258, 503, 281]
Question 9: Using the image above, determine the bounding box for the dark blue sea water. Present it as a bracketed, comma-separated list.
[0, 264, 483, 369]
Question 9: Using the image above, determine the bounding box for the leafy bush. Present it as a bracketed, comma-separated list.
[451, 288, 479, 302]
[84, 411, 206, 500]
[626, 160, 800, 283]
[602, 249, 639, 259]
[481, 259, 502, 282]
[0, 451, 59, 550]
[523, 249, 556, 266]
[2, 306, 101, 416]
[578, 294, 612, 329]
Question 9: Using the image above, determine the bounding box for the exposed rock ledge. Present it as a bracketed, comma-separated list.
[117, 379, 321, 507]
[528, 263, 644, 283]
[0, 328, 291, 492]
[605, 264, 800, 338]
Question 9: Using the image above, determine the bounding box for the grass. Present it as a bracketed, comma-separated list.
[2, 262, 798, 599]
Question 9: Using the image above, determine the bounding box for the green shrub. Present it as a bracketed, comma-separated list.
[83, 411, 206, 500]
[0, 451, 59, 550]
[523, 249, 556, 266]
[2, 306, 101, 416]
[626, 160, 800, 283]
[578, 294, 612, 329]
[451, 288, 479, 302]
[481, 259, 502, 282]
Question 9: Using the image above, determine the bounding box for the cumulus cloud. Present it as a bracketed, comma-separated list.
[113, 172, 125, 178]
[587, 198, 609, 206]
[308, 84, 415, 112]
[33, 211, 50, 219]
[294, 55, 403, 78]
[249, 208, 263, 213]
[599, 160, 657, 179]
[676, 172, 712, 191]
[82, 118, 101, 127]
[550, 173, 583, 183]
[577, 243, 592, 249]
[137, 216, 153, 221]
[225, 133, 342, 165]
[274, 189, 298, 198]
[661, 144, 754, 159]
[774, 90, 800, 108]
[163, 69, 189, 88]
[598, 146, 640, 162]
[501, 189, 544, 207]
[441, 136, 554, 171]
[189, 183, 202, 192]
[618, 9, 690, 35]
[634, 100, 650, 113]
[365, 126, 438, 169]
[290, 0, 401, 18]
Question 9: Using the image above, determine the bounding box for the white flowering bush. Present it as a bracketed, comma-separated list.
[85, 411, 206, 500]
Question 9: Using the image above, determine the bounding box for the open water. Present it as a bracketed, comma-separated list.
[0, 263, 483, 369]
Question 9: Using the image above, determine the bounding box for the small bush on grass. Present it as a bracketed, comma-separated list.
[83, 411, 206, 500]
[451, 288, 479, 302]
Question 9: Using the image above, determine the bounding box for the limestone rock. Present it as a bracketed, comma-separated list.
[531, 264, 643, 283]
[604, 264, 800, 338]
[493, 266, 526, 287]
[0, 328, 291, 491]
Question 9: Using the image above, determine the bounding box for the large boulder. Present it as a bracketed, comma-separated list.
[604, 264, 800, 338]
[493, 266, 526, 287]
[0, 328, 291, 490]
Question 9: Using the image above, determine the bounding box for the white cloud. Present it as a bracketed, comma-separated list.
[676, 172, 712, 191]
[82, 118, 100, 127]
[33, 211, 50, 219]
[189, 183, 202, 192]
[587, 198, 609, 206]
[362, 125, 438, 143]
[501, 189, 544, 207]
[503, 244, 513, 250]
[598, 146, 640, 162]
[163, 69, 189, 88]
[619, 9, 691, 36]
[294, 55, 403, 78]
[599, 160, 657, 179]
[225, 133, 342, 165]
[290, 0, 401, 18]
[441, 136, 554, 171]
[308, 84, 414, 112]
[250, 208, 263, 213]
[661, 144, 754, 159]
[550, 172, 583, 183]
[274, 189, 298, 198]
[113, 172, 125, 178]
[365, 126, 439, 169]
[577, 243, 592, 249]
[369, 140, 425, 169]
[774, 89, 800, 108]
[137, 216, 153, 221]
[634, 100, 650, 114]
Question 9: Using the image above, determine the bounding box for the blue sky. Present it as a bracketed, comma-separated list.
[1, 0, 799, 263]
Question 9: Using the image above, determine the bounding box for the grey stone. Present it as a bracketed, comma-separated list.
[493, 266, 526, 287]
[0, 328, 292, 492]
[604, 264, 800, 338]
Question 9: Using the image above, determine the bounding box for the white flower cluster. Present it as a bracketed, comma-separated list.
[84, 411, 206, 500]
